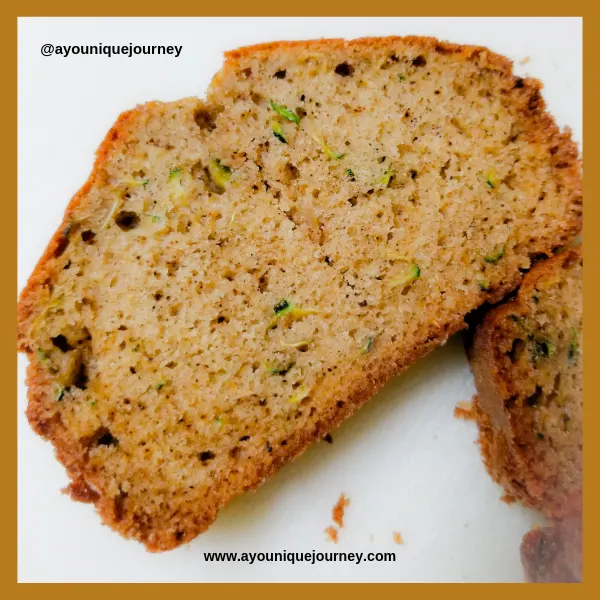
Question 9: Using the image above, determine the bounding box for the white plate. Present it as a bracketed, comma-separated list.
[17, 16, 582, 583]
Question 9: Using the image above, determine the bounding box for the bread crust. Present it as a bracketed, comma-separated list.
[18, 36, 583, 551]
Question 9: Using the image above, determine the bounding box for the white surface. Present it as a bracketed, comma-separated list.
[17, 17, 582, 583]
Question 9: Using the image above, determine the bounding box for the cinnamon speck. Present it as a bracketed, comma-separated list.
[393, 531, 404, 545]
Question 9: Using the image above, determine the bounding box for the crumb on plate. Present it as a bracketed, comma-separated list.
[393, 531, 404, 545]
[332, 493, 350, 528]
[325, 526, 339, 543]
[454, 399, 475, 421]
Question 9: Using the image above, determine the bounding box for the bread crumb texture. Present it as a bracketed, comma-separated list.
[471, 248, 582, 518]
[18, 37, 582, 551]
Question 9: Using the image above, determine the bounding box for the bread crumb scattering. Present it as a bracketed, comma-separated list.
[325, 526, 339, 543]
[332, 493, 350, 528]
[453, 399, 475, 421]
[393, 531, 404, 545]
[17, 36, 582, 551]
[324, 493, 349, 542]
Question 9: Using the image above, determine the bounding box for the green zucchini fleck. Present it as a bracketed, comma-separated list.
[274, 299, 292, 315]
[268, 361, 295, 376]
[320, 139, 345, 160]
[207, 158, 232, 190]
[168, 168, 182, 181]
[379, 169, 394, 187]
[270, 100, 300, 125]
[568, 330, 579, 361]
[272, 122, 288, 143]
[391, 263, 420, 288]
[269, 299, 319, 330]
[362, 336, 375, 354]
[306, 130, 345, 159]
[55, 385, 65, 401]
[484, 246, 505, 264]
[486, 168, 499, 189]
[478, 280, 490, 292]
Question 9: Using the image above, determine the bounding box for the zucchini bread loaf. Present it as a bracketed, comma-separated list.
[18, 37, 582, 551]
[470, 247, 582, 581]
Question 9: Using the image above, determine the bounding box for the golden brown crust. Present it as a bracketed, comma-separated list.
[471, 248, 583, 518]
[17, 104, 161, 352]
[224, 36, 514, 73]
[63, 477, 100, 504]
[19, 37, 583, 551]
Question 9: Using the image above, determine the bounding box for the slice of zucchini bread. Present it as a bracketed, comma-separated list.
[18, 37, 582, 551]
[471, 247, 582, 518]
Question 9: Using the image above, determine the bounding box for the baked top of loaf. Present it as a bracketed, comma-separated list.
[521, 516, 582, 583]
[471, 247, 582, 518]
[18, 36, 582, 551]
